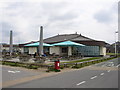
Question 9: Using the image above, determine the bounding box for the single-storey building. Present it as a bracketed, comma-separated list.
[44, 33, 107, 57]
[20, 33, 107, 57]
[25, 41, 85, 56]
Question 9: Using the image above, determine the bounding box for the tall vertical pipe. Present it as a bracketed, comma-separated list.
[39, 26, 43, 56]
[9, 30, 13, 56]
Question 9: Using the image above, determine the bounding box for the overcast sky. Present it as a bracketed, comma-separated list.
[0, 0, 119, 44]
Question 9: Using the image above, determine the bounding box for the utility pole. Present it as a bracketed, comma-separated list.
[9, 30, 13, 56]
[39, 26, 43, 57]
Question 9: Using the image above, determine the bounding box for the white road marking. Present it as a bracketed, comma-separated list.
[15, 71, 20, 72]
[77, 81, 86, 86]
[108, 70, 111, 72]
[90, 76, 97, 79]
[8, 70, 20, 73]
[8, 70, 16, 73]
[116, 64, 120, 67]
[100, 73, 104, 75]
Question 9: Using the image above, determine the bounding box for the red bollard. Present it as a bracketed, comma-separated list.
[54, 60, 60, 70]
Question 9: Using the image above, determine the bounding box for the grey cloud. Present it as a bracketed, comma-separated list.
[2, 2, 27, 17]
[41, 2, 78, 22]
[94, 3, 117, 23]
[4, 2, 26, 9]
[41, 1, 67, 10]
[48, 12, 78, 22]
[1, 22, 12, 37]
[94, 10, 113, 23]
[1, 22, 21, 43]
[1, 1, 117, 44]
[2, 22, 20, 37]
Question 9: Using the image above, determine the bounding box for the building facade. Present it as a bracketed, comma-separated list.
[19, 33, 107, 57]
[44, 33, 107, 56]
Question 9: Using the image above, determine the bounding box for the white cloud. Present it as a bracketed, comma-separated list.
[1, 0, 118, 44]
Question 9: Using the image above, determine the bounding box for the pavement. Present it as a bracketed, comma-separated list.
[1, 58, 119, 88]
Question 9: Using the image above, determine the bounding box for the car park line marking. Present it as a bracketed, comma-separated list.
[100, 73, 104, 75]
[107, 70, 111, 72]
[90, 76, 97, 79]
[77, 81, 86, 86]
[116, 64, 120, 67]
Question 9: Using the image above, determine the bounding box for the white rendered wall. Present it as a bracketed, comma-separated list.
[50, 46, 60, 55]
[29, 47, 37, 54]
[100, 46, 106, 56]
[68, 46, 72, 56]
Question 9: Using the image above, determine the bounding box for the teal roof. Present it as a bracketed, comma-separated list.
[25, 42, 53, 47]
[52, 41, 85, 46]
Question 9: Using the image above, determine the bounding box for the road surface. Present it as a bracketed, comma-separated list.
[2, 58, 119, 88]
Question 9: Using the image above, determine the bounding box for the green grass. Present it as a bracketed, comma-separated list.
[71, 56, 118, 69]
[1, 61, 39, 69]
[106, 53, 120, 55]
[61, 57, 101, 64]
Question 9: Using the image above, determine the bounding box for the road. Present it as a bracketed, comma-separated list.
[2, 66, 45, 82]
[2, 58, 119, 88]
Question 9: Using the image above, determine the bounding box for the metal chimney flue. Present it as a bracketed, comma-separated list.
[9, 30, 13, 56]
[39, 26, 43, 56]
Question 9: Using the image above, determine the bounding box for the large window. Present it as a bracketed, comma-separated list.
[24, 47, 29, 54]
[76, 46, 100, 56]
[61, 47, 68, 53]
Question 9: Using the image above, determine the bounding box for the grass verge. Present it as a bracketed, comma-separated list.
[61, 57, 101, 64]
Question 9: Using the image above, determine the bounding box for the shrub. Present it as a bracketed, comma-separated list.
[26, 65, 39, 69]
[46, 68, 61, 72]
[9, 63, 17, 66]
[31, 65, 39, 69]
[54, 69, 61, 72]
